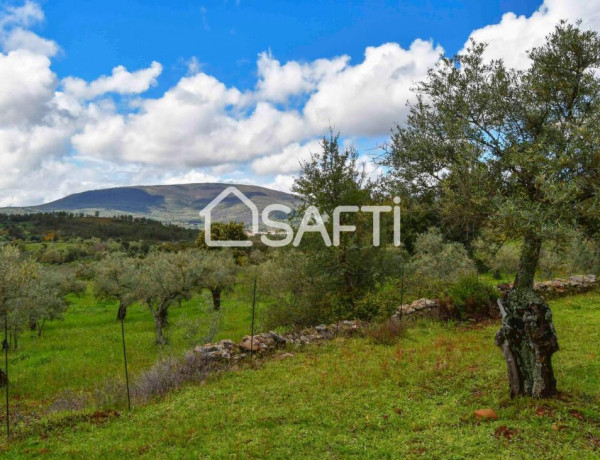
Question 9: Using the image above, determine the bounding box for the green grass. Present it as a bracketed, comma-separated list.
[7, 281, 258, 404]
[3, 291, 599, 458]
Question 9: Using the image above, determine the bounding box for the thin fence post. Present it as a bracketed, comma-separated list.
[121, 318, 131, 411]
[3, 313, 9, 439]
[250, 274, 257, 359]
[399, 255, 405, 322]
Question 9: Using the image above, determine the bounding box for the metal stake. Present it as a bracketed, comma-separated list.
[4, 314, 9, 439]
[399, 255, 405, 322]
[121, 318, 131, 411]
[250, 274, 257, 359]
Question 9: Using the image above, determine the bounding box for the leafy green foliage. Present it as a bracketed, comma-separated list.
[197, 250, 239, 310]
[0, 212, 198, 243]
[383, 21, 600, 290]
[196, 221, 248, 248]
[448, 276, 499, 320]
[282, 131, 395, 324]
[407, 228, 476, 297]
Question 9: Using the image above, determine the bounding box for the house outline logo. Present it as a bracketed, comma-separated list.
[199, 186, 258, 247]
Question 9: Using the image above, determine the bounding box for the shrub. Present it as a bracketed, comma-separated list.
[448, 276, 498, 320]
[133, 352, 218, 403]
[365, 319, 408, 345]
[539, 244, 569, 279]
[356, 280, 408, 322]
[258, 250, 338, 330]
[566, 233, 600, 276]
[408, 228, 476, 297]
[490, 244, 520, 282]
[39, 248, 65, 265]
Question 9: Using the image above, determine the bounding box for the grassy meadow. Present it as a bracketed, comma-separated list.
[5, 280, 259, 406]
[1, 291, 598, 458]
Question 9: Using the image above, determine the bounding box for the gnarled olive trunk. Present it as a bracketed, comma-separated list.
[495, 235, 559, 398]
[147, 301, 169, 345]
[153, 316, 166, 345]
[211, 288, 221, 311]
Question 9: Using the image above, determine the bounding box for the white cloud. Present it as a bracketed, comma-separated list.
[256, 51, 348, 103]
[266, 174, 296, 193]
[251, 139, 321, 174]
[62, 61, 162, 100]
[0, 49, 56, 124]
[72, 72, 308, 166]
[462, 0, 600, 69]
[162, 169, 220, 185]
[0, 1, 58, 56]
[2, 27, 58, 56]
[0, 1, 44, 29]
[72, 41, 441, 169]
[303, 40, 443, 136]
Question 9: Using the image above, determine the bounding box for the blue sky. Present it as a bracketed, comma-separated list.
[42, 0, 539, 92]
[0, 0, 597, 206]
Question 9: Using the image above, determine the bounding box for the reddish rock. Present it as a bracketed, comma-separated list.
[473, 409, 498, 420]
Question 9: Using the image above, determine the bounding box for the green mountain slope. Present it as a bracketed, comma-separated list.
[0, 183, 298, 228]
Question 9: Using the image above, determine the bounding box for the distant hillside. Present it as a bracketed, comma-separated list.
[0, 183, 298, 228]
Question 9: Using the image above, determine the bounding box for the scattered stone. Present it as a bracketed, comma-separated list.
[268, 331, 287, 344]
[392, 298, 439, 321]
[390, 274, 598, 322]
[473, 409, 498, 421]
[219, 339, 237, 350]
[498, 274, 598, 298]
[239, 336, 262, 352]
[190, 320, 363, 365]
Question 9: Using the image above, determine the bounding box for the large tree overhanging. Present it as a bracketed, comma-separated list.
[383, 21, 600, 398]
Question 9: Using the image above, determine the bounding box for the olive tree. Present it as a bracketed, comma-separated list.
[0, 247, 36, 353]
[0, 246, 38, 434]
[383, 22, 600, 397]
[95, 254, 141, 408]
[24, 268, 78, 340]
[137, 251, 203, 344]
[199, 250, 238, 310]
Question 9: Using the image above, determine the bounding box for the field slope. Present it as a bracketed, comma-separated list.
[3, 292, 599, 458]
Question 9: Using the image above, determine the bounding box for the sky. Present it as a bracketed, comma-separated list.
[0, 0, 599, 206]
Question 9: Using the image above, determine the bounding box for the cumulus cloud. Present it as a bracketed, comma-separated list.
[256, 51, 348, 103]
[266, 174, 296, 193]
[251, 139, 321, 175]
[62, 62, 163, 100]
[303, 39, 443, 136]
[0, 50, 55, 124]
[72, 72, 308, 166]
[2, 27, 58, 56]
[462, 0, 600, 69]
[0, 0, 58, 56]
[72, 40, 440, 168]
[0, 0, 43, 29]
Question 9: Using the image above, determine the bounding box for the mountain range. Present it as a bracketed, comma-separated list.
[0, 183, 298, 229]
